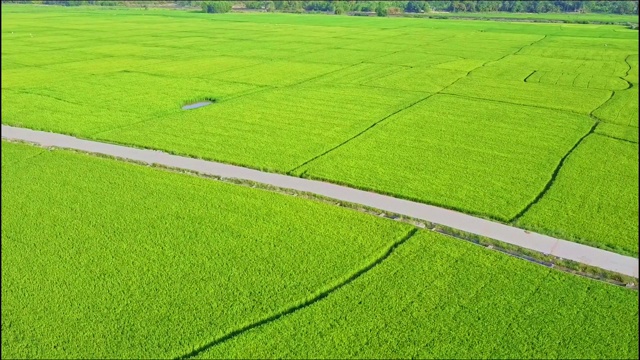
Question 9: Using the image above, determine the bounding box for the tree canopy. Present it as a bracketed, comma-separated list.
[2, 1, 637, 15]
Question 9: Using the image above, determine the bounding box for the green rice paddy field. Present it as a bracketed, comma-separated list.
[1, 4, 639, 358]
[2, 140, 638, 359]
[2, 5, 638, 256]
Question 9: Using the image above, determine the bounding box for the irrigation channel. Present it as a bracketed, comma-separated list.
[2, 124, 638, 278]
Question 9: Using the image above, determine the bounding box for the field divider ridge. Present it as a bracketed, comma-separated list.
[174, 227, 419, 359]
[514, 34, 547, 55]
[624, 54, 633, 78]
[1, 124, 637, 278]
[594, 131, 638, 144]
[287, 55, 492, 174]
[509, 121, 598, 223]
[287, 39, 549, 174]
[287, 92, 435, 174]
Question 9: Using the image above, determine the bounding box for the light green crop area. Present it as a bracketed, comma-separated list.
[593, 88, 639, 128]
[517, 135, 639, 256]
[1, 5, 638, 252]
[595, 122, 639, 143]
[3, 141, 638, 359]
[198, 231, 639, 359]
[1, 140, 413, 359]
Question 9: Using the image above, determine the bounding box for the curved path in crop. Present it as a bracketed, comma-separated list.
[2, 124, 638, 278]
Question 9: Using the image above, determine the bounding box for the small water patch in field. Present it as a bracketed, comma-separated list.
[182, 99, 216, 110]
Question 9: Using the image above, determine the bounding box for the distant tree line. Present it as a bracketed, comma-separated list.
[201, 0, 231, 12]
[2, 1, 638, 15]
[433, 1, 638, 14]
[262, 1, 638, 15]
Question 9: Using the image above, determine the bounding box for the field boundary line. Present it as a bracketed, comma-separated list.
[515, 34, 547, 55]
[624, 54, 633, 78]
[287, 54, 493, 174]
[287, 38, 550, 174]
[89, 87, 275, 138]
[286, 61, 362, 87]
[10, 88, 83, 106]
[287, 35, 556, 175]
[594, 131, 638, 144]
[509, 122, 597, 223]
[286, 92, 434, 174]
[2, 124, 637, 279]
[173, 228, 419, 359]
[441, 91, 605, 117]
[523, 70, 537, 82]
[2, 148, 47, 168]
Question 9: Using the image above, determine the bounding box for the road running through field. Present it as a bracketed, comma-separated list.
[2, 124, 638, 278]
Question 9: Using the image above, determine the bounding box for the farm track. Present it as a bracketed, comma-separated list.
[2, 124, 637, 279]
[176, 228, 419, 359]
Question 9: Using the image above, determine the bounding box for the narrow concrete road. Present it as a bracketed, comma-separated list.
[2, 124, 638, 278]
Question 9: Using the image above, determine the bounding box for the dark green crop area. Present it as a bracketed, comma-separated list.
[2, 141, 638, 359]
[1, 6, 638, 253]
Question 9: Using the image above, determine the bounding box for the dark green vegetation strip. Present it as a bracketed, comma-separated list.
[422, 11, 639, 25]
[195, 231, 639, 359]
[1, 6, 638, 254]
[1, 140, 414, 359]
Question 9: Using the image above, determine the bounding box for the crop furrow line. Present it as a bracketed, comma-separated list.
[89, 86, 274, 138]
[441, 92, 587, 117]
[222, 86, 276, 100]
[286, 93, 434, 174]
[620, 77, 634, 90]
[366, 49, 403, 62]
[523, 70, 537, 83]
[589, 89, 616, 119]
[286, 62, 362, 87]
[89, 113, 175, 137]
[11, 89, 82, 106]
[509, 122, 598, 223]
[121, 58, 265, 80]
[594, 132, 638, 144]
[624, 54, 633, 77]
[287, 58, 495, 174]
[350, 83, 428, 94]
[175, 228, 419, 359]
[1, 148, 46, 167]
[515, 34, 547, 55]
